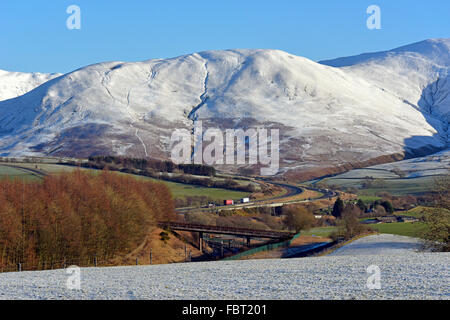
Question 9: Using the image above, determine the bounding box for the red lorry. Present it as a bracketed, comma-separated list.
[223, 199, 234, 205]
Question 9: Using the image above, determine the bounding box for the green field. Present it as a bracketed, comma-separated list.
[0, 162, 250, 201]
[357, 195, 382, 203]
[122, 172, 250, 201]
[1, 162, 87, 174]
[0, 165, 41, 181]
[394, 206, 430, 218]
[369, 222, 426, 238]
[160, 182, 249, 201]
[302, 221, 427, 239]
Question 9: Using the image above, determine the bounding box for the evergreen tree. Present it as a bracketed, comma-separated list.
[356, 199, 367, 212]
[381, 200, 394, 214]
[332, 197, 345, 218]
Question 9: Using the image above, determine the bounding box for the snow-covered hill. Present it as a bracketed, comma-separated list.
[0, 39, 449, 174]
[0, 70, 61, 101]
[321, 39, 450, 148]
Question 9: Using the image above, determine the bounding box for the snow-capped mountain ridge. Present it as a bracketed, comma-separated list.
[320, 39, 450, 124]
[0, 39, 449, 174]
[320, 39, 450, 68]
[0, 70, 61, 102]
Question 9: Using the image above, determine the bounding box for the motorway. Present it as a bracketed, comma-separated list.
[175, 180, 337, 214]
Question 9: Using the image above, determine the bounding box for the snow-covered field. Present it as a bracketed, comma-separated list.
[0, 234, 448, 300]
[330, 234, 422, 256]
[328, 149, 450, 180]
[368, 149, 450, 178]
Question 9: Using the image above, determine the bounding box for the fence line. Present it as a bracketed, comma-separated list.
[1, 256, 125, 273]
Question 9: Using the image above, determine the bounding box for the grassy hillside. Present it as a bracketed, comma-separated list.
[0, 165, 41, 181]
[394, 206, 435, 218]
[301, 222, 426, 239]
[0, 162, 250, 202]
[369, 222, 426, 238]
[357, 195, 382, 203]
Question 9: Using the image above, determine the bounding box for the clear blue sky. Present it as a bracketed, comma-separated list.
[1, 0, 449, 73]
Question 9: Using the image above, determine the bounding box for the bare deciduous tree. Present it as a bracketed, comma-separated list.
[283, 205, 315, 233]
[422, 175, 450, 252]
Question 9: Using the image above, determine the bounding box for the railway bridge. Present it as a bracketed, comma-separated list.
[157, 221, 295, 252]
